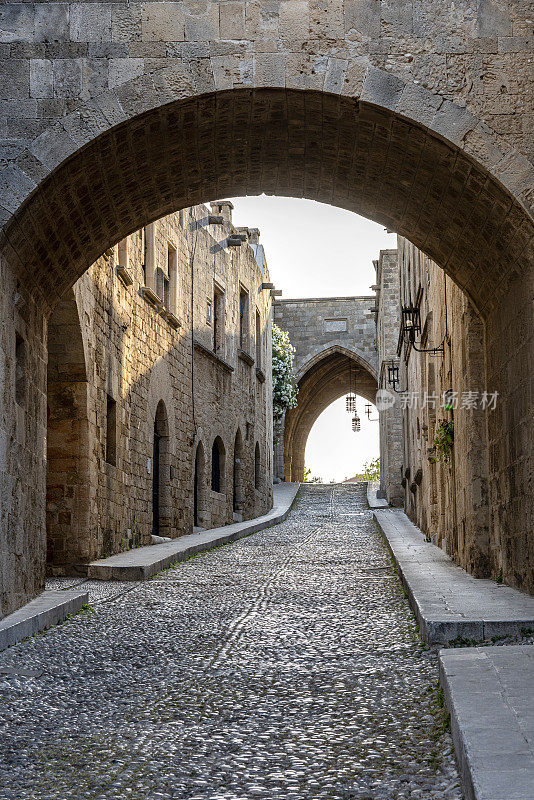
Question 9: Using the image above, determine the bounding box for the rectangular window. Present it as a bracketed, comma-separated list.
[143, 223, 156, 291]
[167, 243, 177, 315]
[213, 286, 225, 354]
[117, 236, 129, 269]
[239, 286, 249, 350]
[206, 300, 212, 324]
[105, 395, 117, 466]
[255, 310, 262, 368]
[15, 333, 25, 407]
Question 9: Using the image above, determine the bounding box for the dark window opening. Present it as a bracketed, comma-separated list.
[211, 437, 225, 492]
[239, 287, 249, 349]
[15, 333, 25, 407]
[255, 442, 261, 489]
[255, 310, 261, 367]
[105, 395, 117, 466]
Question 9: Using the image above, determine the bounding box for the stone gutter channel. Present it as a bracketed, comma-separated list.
[0, 483, 299, 652]
[373, 505, 534, 800]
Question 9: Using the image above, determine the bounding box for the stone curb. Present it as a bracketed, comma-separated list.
[0, 590, 89, 652]
[439, 645, 534, 800]
[87, 483, 300, 581]
[373, 509, 534, 646]
[366, 482, 389, 509]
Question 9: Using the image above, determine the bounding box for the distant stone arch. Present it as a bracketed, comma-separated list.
[284, 351, 378, 483]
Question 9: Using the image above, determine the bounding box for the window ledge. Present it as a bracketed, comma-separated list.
[238, 348, 254, 367]
[141, 286, 161, 306]
[116, 265, 134, 287]
[256, 368, 266, 383]
[194, 340, 234, 373]
[160, 309, 180, 329]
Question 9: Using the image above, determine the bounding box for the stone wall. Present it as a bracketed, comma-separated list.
[374, 250, 404, 505]
[392, 236, 534, 591]
[45, 202, 273, 579]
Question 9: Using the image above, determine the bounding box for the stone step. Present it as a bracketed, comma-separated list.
[440, 645, 534, 800]
[87, 482, 300, 581]
[374, 509, 534, 645]
[0, 590, 89, 651]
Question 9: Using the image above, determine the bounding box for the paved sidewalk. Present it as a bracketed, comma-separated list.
[374, 510, 534, 645]
[440, 645, 534, 800]
[88, 482, 299, 580]
[0, 590, 88, 651]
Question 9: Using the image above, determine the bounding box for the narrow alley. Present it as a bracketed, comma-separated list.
[0, 485, 461, 800]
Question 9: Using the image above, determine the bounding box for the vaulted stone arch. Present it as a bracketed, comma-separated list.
[284, 349, 378, 482]
[0, 70, 531, 612]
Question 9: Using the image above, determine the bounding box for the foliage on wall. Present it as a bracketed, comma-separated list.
[272, 323, 298, 424]
[362, 457, 380, 482]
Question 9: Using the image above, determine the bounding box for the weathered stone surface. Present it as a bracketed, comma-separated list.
[0, 0, 531, 618]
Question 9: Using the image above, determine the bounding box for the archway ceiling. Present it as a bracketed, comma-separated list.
[4, 89, 532, 316]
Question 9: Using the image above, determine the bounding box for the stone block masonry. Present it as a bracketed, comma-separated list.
[43, 202, 274, 593]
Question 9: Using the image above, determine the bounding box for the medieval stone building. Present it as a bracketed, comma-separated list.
[45, 201, 273, 579]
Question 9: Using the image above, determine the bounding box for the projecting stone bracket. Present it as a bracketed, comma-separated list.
[116, 265, 134, 287]
[193, 340, 234, 373]
[140, 286, 162, 306]
[238, 348, 254, 367]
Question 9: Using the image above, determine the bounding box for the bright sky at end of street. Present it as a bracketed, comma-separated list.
[228, 195, 397, 299]
[229, 196, 388, 481]
[305, 396, 380, 484]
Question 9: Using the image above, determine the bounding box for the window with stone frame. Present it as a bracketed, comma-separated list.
[167, 242, 178, 315]
[105, 395, 117, 466]
[213, 284, 225, 354]
[239, 285, 249, 351]
[255, 309, 262, 368]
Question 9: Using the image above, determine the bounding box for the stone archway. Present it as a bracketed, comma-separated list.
[0, 77, 532, 612]
[46, 288, 91, 575]
[284, 350, 378, 483]
[153, 400, 171, 537]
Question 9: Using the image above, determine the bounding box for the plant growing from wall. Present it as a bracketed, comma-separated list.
[362, 456, 380, 482]
[272, 323, 298, 425]
[431, 419, 454, 463]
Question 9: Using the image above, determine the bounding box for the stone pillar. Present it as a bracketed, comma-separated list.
[0, 251, 48, 617]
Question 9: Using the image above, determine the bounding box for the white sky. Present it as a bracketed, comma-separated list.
[228, 195, 395, 482]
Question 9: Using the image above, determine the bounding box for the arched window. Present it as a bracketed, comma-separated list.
[211, 436, 225, 493]
[255, 442, 261, 489]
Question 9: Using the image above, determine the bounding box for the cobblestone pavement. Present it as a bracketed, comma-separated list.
[0, 485, 462, 800]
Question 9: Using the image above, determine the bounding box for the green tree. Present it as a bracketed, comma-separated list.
[362, 456, 380, 482]
[272, 323, 298, 424]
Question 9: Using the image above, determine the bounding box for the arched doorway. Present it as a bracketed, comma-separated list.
[211, 437, 226, 494]
[193, 441, 207, 530]
[46, 288, 91, 574]
[233, 429, 244, 521]
[152, 401, 169, 537]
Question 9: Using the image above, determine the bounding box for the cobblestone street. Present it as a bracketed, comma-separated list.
[0, 485, 462, 800]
